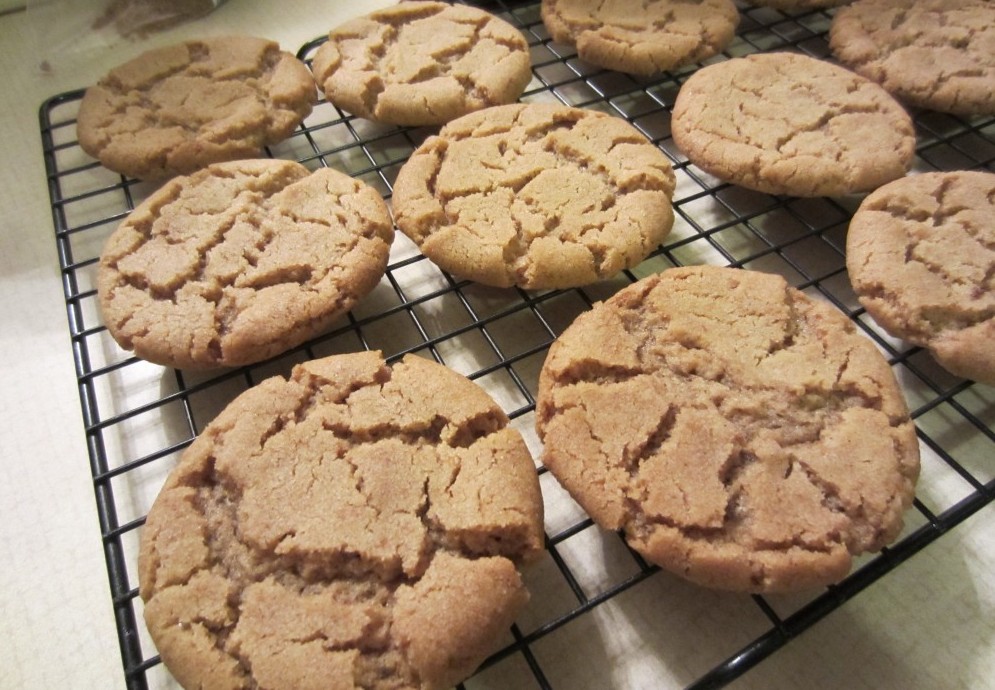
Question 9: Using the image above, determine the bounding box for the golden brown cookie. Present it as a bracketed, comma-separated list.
[392, 102, 676, 290]
[77, 36, 316, 180]
[671, 51, 916, 197]
[536, 266, 920, 593]
[846, 170, 995, 385]
[830, 0, 995, 116]
[311, 1, 532, 126]
[97, 159, 393, 369]
[541, 0, 739, 76]
[138, 351, 545, 690]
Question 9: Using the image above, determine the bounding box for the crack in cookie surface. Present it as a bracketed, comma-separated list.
[393, 103, 676, 289]
[139, 352, 545, 690]
[536, 266, 919, 592]
[97, 159, 394, 369]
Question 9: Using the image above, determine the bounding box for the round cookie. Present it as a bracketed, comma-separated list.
[97, 159, 393, 369]
[138, 351, 545, 690]
[671, 51, 916, 197]
[540, 0, 739, 76]
[536, 266, 920, 593]
[77, 36, 316, 180]
[846, 170, 995, 385]
[830, 0, 995, 116]
[312, 1, 532, 126]
[392, 102, 676, 290]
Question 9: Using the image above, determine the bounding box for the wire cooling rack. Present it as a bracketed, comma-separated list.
[39, 1, 994, 688]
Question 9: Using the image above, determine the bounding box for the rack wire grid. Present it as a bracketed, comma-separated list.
[38, 1, 995, 689]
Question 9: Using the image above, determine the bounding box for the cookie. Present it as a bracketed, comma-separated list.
[392, 102, 676, 290]
[536, 266, 920, 593]
[311, 1, 532, 126]
[671, 51, 916, 197]
[77, 36, 316, 180]
[846, 171, 995, 385]
[830, 0, 995, 116]
[138, 351, 545, 690]
[97, 159, 393, 369]
[540, 0, 739, 76]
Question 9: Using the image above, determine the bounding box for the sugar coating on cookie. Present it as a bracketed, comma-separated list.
[312, 1, 532, 126]
[846, 171, 995, 385]
[830, 0, 995, 116]
[97, 159, 393, 369]
[536, 266, 920, 592]
[672, 52, 916, 197]
[541, 0, 739, 76]
[138, 351, 545, 690]
[392, 102, 676, 289]
[77, 36, 316, 180]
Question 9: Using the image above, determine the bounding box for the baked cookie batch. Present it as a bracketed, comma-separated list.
[75, 0, 994, 688]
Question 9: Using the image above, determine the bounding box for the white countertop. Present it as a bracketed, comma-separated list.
[1, 2, 992, 689]
[0, 3, 396, 689]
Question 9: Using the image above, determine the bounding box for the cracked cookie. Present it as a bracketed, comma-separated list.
[671, 51, 916, 197]
[77, 36, 316, 180]
[392, 102, 676, 290]
[97, 159, 393, 369]
[540, 0, 739, 76]
[830, 0, 995, 116]
[138, 351, 545, 690]
[536, 265, 920, 592]
[311, 1, 532, 126]
[846, 170, 995, 385]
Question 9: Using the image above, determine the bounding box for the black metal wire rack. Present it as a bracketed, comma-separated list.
[39, 1, 994, 688]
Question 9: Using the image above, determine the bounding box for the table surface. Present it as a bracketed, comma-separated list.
[1, 2, 993, 689]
